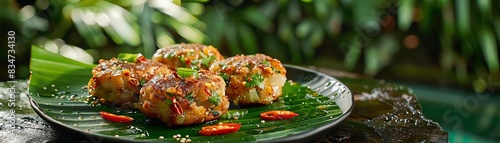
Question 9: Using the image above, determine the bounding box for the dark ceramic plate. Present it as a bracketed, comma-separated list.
[30, 64, 353, 143]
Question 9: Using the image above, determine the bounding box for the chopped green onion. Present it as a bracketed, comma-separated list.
[177, 68, 198, 78]
[200, 52, 215, 68]
[221, 63, 228, 70]
[219, 73, 229, 84]
[166, 53, 176, 59]
[191, 59, 199, 65]
[190, 60, 200, 70]
[208, 92, 222, 105]
[139, 78, 147, 86]
[186, 51, 194, 57]
[262, 59, 270, 66]
[166, 92, 176, 97]
[179, 56, 187, 67]
[185, 92, 194, 103]
[164, 99, 173, 105]
[246, 73, 264, 88]
[117, 53, 140, 62]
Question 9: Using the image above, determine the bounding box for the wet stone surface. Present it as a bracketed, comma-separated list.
[0, 81, 64, 143]
[315, 78, 448, 143]
[0, 78, 448, 143]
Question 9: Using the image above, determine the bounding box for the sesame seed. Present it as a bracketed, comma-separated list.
[115, 135, 119, 137]
[261, 120, 265, 123]
[185, 135, 189, 138]
[186, 139, 192, 143]
[159, 136, 164, 139]
[140, 133, 146, 137]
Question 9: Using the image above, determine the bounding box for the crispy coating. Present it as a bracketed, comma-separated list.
[210, 54, 287, 105]
[152, 43, 224, 70]
[87, 54, 170, 108]
[139, 70, 229, 126]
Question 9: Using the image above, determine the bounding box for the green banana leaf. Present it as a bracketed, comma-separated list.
[28, 45, 347, 142]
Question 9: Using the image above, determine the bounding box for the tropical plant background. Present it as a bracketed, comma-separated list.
[1, 0, 500, 142]
[1, 0, 499, 91]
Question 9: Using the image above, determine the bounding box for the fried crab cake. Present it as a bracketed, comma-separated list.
[88, 54, 170, 108]
[139, 69, 229, 126]
[152, 43, 224, 70]
[209, 54, 287, 105]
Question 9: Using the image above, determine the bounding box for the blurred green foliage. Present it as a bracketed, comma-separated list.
[1, 0, 499, 91]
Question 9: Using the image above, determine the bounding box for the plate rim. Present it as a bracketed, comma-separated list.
[264, 64, 354, 143]
[29, 64, 354, 143]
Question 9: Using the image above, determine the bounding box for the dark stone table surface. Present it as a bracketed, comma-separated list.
[0, 67, 448, 143]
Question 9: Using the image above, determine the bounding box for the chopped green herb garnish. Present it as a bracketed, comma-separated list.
[246, 73, 264, 88]
[191, 59, 199, 65]
[166, 53, 176, 59]
[262, 59, 270, 66]
[221, 63, 228, 70]
[179, 56, 187, 67]
[166, 92, 175, 97]
[208, 92, 222, 105]
[186, 51, 194, 57]
[139, 78, 147, 86]
[185, 92, 194, 103]
[200, 52, 216, 68]
[219, 73, 229, 84]
[190, 60, 200, 70]
[177, 68, 199, 78]
[117, 53, 139, 62]
[164, 99, 173, 105]
[199, 52, 207, 58]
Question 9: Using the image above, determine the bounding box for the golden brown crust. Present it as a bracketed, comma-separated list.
[87, 54, 171, 108]
[152, 43, 225, 70]
[139, 70, 229, 126]
[210, 54, 287, 105]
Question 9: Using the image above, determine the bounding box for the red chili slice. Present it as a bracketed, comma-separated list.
[172, 71, 179, 78]
[204, 88, 211, 96]
[185, 58, 192, 66]
[172, 99, 183, 115]
[260, 110, 299, 120]
[199, 123, 241, 136]
[99, 111, 134, 123]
